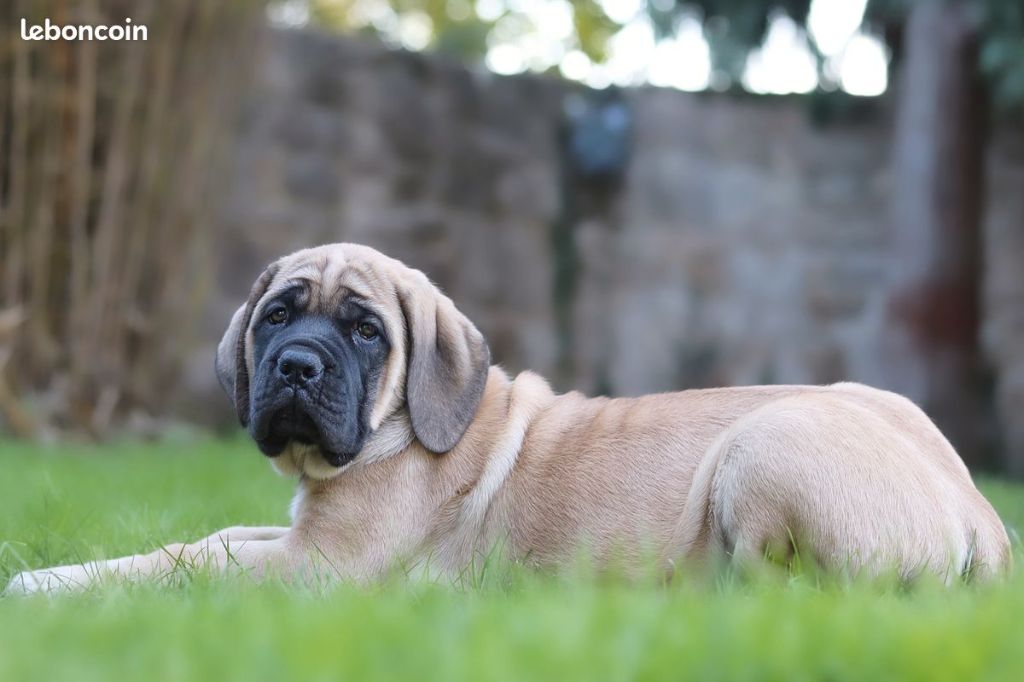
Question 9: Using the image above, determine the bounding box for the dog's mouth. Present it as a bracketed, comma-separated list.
[255, 406, 357, 468]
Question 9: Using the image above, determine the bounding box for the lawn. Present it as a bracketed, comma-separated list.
[1, 439, 1023, 681]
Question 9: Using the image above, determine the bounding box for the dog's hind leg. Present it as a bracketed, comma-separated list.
[670, 394, 1010, 582]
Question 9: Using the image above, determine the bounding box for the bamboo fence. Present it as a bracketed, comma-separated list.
[0, 0, 263, 438]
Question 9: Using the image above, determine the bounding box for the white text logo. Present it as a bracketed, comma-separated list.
[20, 18, 147, 41]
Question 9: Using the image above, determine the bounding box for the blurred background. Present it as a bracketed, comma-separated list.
[0, 0, 1022, 474]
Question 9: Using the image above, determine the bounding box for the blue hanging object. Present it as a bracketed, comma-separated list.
[563, 89, 632, 180]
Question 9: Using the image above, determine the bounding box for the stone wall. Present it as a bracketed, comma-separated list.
[569, 90, 892, 399]
[984, 129, 1024, 476]
[180, 27, 1023, 469]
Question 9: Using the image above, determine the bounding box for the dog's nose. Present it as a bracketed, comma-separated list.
[277, 348, 323, 387]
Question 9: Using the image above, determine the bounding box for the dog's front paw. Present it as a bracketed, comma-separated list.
[5, 570, 46, 595]
[5, 567, 87, 595]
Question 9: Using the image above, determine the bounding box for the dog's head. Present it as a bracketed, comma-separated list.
[216, 244, 490, 479]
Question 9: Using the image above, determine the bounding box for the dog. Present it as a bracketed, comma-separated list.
[6, 243, 1011, 593]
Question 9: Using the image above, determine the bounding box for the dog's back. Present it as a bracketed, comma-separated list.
[494, 378, 1010, 580]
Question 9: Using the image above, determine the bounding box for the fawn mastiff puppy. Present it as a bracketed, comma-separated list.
[7, 243, 1010, 593]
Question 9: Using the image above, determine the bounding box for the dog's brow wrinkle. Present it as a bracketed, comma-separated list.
[344, 293, 378, 313]
[328, 281, 351, 311]
[314, 259, 330, 310]
[344, 269, 374, 296]
[287, 261, 323, 280]
[260, 282, 308, 313]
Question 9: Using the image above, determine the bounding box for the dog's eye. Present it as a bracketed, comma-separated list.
[356, 321, 379, 340]
[267, 306, 288, 325]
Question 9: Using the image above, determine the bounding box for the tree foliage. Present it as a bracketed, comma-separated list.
[305, 0, 619, 64]
[660, 0, 1024, 110]
[978, 0, 1024, 111]
[303, 0, 1024, 110]
[648, 1, 814, 82]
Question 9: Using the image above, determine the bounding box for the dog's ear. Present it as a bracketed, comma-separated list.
[215, 304, 246, 417]
[215, 263, 279, 426]
[399, 277, 490, 454]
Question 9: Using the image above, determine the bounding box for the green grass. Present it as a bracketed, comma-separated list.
[1, 439, 1024, 681]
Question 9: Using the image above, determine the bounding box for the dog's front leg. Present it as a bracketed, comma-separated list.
[205, 525, 292, 542]
[5, 526, 297, 595]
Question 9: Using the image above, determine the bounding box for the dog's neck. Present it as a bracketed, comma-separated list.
[421, 368, 557, 562]
[353, 411, 417, 467]
[287, 367, 558, 572]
